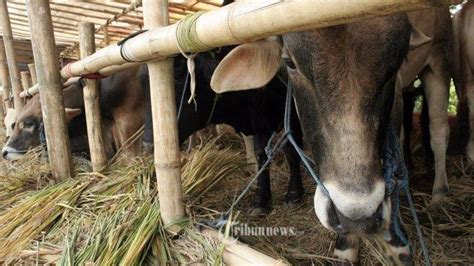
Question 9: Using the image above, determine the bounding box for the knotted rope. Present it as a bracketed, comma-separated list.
[176, 11, 209, 107]
[205, 80, 430, 265]
[383, 124, 431, 265]
[176, 11, 210, 53]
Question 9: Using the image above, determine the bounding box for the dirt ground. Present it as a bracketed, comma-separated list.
[193, 128, 473, 265]
[0, 119, 471, 265]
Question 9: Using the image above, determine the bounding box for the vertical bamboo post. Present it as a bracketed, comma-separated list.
[20, 71, 31, 100]
[26, 0, 73, 179]
[0, 46, 12, 109]
[0, 0, 24, 112]
[28, 63, 37, 84]
[103, 25, 110, 45]
[0, 95, 3, 120]
[143, 0, 185, 233]
[79, 22, 107, 172]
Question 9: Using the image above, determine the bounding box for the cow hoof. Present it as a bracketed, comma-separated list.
[142, 141, 154, 154]
[250, 207, 271, 217]
[330, 260, 358, 266]
[284, 191, 304, 205]
[430, 187, 448, 208]
[430, 194, 447, 209]
[398, 253, 413, 266]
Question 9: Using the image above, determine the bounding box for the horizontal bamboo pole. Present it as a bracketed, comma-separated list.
[201, 229, 288, 266]
[19, 77, 81, 98]
[59, 0, 460, 79]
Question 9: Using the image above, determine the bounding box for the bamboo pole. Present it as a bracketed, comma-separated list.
[26, 0, 73, 180]
[0, 46, 12, 109]
[0, 95, 3, 119]
[103, 25, 110, 45]
[19, 77, 81, 98]
[0, 0, 25, 111]
[20, 71, 31, 99]
[144, 0, 184, 233]
[79, 22, 108, 172]
[27, 63, 37, 84]
[59, 0, 460, 79]
[61, 0, 142, 59]
[201, 229, 288, 265]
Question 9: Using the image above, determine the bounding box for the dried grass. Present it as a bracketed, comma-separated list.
[0, 126, 472, 264]
[194, 132, 474, 265]
[0, 133, 247, 264]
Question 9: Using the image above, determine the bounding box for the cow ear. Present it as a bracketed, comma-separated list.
[211, 38, 282, 93]
[409, 26, 431, 50]
[64, 108, 81, 122]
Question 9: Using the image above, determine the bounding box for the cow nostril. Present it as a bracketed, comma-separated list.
[2, 150, 8, 159]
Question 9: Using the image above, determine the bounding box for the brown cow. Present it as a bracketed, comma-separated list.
[211, 12, 411, 264]
[395, 8, 453, 205]
[453, 1, 474, 162]
[1, 66, 146, 160]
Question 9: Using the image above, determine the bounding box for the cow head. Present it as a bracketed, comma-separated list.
[2, 95, 81, 160]
[211, 16, 410, 235]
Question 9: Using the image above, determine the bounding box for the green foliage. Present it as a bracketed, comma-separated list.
[448, 81, 458, 115]
[413, 80, 458, 115]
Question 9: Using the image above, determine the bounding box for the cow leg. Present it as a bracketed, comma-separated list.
[420, 68, 450, 205]
[242, 134, 258, 172]
[143, 103, 154, 154]
[142, 78, 154, 154]
[251, 132, 272, 216]
[383, 198, 412, 265]
[334, 234, 360, 264]
[403, 89, 417, 170]
[465, 81, 474, 162]
[283, 115, 304, 204]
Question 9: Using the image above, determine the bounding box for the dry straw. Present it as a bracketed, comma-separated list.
[0, 134, 250, 264]
[0, 130, 472, 264]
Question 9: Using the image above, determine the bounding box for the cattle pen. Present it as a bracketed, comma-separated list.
[0, 0, 472, 265]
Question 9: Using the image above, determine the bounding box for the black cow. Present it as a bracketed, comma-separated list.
[140, 52, 304, 216]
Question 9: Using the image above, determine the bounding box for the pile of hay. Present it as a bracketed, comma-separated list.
[0, 135, 250, 264]
[0, 125, 472, 264]
[195, 133, 473, 264]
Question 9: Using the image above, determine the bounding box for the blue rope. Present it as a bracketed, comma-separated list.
[211, 81, 329, 226]
[384, 124, 431, 265]
[208, 80, 431, 266]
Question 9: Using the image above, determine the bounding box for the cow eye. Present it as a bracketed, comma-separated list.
[24, 121, 35, 128]
[11, 122, 16, 130]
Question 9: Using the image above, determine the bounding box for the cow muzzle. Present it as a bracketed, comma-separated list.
[1, 146, 25, 161]
[313, 180, 390, 235]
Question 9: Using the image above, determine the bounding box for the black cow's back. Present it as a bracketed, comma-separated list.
[141, 50, 296, 146]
